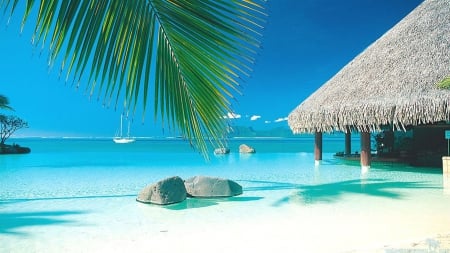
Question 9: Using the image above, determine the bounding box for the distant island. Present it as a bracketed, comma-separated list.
[0, 143, 31, 154]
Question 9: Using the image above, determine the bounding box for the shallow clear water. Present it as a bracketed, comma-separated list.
[1, 138, 449, 252]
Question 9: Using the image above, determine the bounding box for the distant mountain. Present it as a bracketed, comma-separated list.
[225, 125, 349, 139]
[226, 125, 299, 138]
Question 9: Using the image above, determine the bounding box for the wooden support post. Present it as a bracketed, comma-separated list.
[314, 131, 323, 162]
[345, 131, 351, 156]
[360, 131, 371, 170]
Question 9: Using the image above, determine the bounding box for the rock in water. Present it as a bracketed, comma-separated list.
[184, 176, 243, 197]
[214, 147, 230, 155]
[136, 176, 187, 205]
[239, 144, 255, 153]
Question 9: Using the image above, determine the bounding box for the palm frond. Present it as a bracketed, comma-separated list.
[2, 0, 268, 156]
[0, 95, 13, 110]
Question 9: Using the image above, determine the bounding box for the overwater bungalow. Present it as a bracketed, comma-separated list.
[288, 0, 450, 168]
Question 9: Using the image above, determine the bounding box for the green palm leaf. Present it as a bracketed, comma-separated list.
[437, 76, 450, 89]
[1, 0, 267, 156]
[0, 95, 13, 110]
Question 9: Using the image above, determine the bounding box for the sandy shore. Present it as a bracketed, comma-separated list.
[2, 181, 450, 253]
[349, 233, 450, 252]
[1, 198, 450, 253]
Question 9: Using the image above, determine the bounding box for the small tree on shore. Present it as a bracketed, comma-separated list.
[0, 114, 28, 145]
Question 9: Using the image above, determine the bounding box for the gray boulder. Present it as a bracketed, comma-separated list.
[136, 176, 187, 205]
[239, 144, 255, 153]
[184, 176, 243, 198]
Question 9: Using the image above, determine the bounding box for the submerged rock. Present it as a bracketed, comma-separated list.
[214, 147, 230, 155]
[136, 176, 187, 205]
[184, 176, 243, 198]
[239, 144, 255, 154]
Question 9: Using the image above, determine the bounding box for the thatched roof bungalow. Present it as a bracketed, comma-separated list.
[288, 0, 450, 167]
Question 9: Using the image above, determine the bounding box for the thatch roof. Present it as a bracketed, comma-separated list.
[288, 0, 450, 134]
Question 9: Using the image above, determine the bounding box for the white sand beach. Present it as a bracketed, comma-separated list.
[2, 185, 450, 253]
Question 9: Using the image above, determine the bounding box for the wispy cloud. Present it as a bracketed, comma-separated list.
[274, 117, 288, 123]
[250, 115, 261, 121]
[223, 112, 241, 119]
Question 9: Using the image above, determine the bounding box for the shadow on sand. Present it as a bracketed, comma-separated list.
[0, 194, 136, 235]
[240, 179, 302, 192]
[274, 179, 439, 206]
[163, 196, 264, 210]
[0, 194, 137, 206]
[238, 178, 439, 206]
[0, 210, 87, 235]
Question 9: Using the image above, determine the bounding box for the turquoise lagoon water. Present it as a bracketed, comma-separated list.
[1, 138, 449, 252]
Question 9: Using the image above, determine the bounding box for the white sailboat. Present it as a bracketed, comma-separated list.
[113, 114, 135, 144]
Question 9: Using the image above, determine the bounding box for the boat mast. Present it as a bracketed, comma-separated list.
[120, 114, 123, 137]
[127, 121, 131, 138]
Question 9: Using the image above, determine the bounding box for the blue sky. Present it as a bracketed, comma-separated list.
[0, 0, 423, 137]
